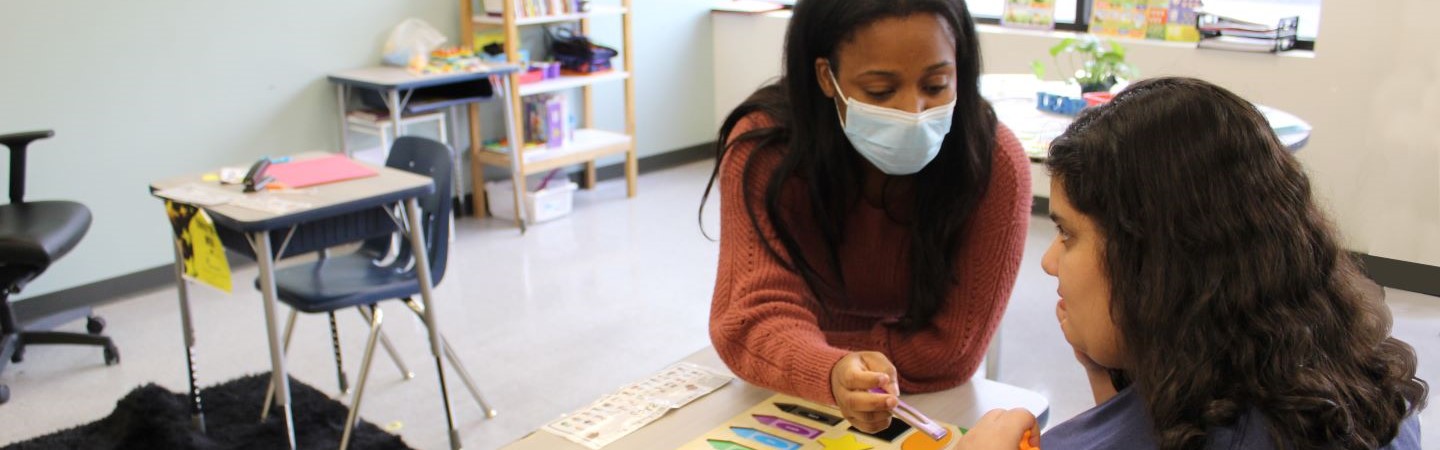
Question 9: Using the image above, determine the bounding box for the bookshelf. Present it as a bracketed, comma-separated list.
[461, 0, 637, 230]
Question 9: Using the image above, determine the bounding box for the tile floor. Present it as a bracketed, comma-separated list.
[1, 160, 1435, 449]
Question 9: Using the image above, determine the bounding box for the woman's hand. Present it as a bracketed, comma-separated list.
[830, 351, 899, 433]
[957, 408, 1040, 450]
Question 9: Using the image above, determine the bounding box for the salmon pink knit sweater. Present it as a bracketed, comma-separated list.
[709, 113, 1032, 405]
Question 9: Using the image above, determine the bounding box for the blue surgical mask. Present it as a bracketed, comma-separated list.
[830, 70, 955, 175]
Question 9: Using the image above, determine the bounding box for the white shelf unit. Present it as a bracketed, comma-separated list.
[471, 4, 628, 26]
[461, 0, 637, 229]
[518, 70, 629, 96]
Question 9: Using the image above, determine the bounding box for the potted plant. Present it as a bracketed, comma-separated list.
[1031, 35, 1137, 93]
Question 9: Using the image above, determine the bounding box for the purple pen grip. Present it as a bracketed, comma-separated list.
[869, 387, 948, 440]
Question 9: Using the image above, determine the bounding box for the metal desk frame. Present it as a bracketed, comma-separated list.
[151, 157, 472, 449]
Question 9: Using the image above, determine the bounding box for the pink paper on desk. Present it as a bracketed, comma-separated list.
[267, 155, 378, 188]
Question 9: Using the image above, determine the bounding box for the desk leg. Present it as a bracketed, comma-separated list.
[337, 84, 351, 157]
[403, 198, 463, 450]
[499, 76, 527, 232]
[389, 89, 405, 140]
[251, 231, 297, 450]
[170, 239, 206, 434]
[448, 105, 467, 216]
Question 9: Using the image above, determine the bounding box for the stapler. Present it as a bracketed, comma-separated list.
[243, 158, 274, 193]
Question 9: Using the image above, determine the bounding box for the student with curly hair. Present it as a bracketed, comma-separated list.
[961, 77, 1425, 450]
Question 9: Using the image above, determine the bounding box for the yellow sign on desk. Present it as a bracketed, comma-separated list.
[165, 201, 233, 293]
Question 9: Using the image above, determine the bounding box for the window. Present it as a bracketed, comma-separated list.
[969, 0, 1080, 26]
[969, 0, 1319, 45]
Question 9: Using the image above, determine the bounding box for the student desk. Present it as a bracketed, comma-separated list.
[502, 346, 1051, 449]
[149, 154, 464, 450]
[327, 65, 523, 218]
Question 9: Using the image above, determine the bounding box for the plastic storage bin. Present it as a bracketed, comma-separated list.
[486, 180, 578, 224]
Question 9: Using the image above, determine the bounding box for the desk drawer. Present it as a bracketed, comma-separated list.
[217, 207, 398, 260]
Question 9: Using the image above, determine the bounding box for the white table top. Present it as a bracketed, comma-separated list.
[502, 346, 1050, 449]
[327, 64, 523, 91]
[981, 74, 1314, 159]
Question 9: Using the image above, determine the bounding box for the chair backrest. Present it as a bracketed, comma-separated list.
[384, 136, 453, 285]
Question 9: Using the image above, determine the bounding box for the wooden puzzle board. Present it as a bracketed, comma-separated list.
[678, 393, 964, 450]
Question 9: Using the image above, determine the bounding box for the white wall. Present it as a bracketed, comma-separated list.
[0, 0, 719, 299]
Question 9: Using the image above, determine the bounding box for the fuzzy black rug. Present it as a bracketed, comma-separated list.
[3, 373, 413, 450]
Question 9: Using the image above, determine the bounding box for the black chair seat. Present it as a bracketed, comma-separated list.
[0, 201, 91, 270]
[272, 253, 423, 313]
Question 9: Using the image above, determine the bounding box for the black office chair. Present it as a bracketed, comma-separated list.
[0, 130, 119, 404]
[259, 137, 494, 449]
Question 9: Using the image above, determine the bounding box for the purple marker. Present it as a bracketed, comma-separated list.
[753, 414, 823, 439]
[869, 387, 949, 440]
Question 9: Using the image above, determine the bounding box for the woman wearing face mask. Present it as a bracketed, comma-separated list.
[702, 0, 1030, 432]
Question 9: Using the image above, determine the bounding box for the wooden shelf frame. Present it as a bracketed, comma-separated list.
[460, 0, 638, 229]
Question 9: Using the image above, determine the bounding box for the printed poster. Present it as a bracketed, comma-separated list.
[1002, 0, 1057, 30]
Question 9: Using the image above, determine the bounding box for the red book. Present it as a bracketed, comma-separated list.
[267, 155, 378, 188]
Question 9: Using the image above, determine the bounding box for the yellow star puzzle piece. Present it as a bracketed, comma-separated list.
[818, 434, 873, 450]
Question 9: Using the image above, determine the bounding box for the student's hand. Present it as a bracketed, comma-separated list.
[957, 408, 1040, 450]
[830, 351, 899, 433]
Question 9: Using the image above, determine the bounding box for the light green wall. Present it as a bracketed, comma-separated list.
[0, 0, 718, 299]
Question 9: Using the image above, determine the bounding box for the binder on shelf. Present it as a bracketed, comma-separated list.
[1195, 9, 1299, 54]
[1197, 35, 1296, 53]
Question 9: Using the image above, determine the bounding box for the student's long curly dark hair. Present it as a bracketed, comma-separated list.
[1046, 77, 1427, 449]
[699, 0, 995, 330]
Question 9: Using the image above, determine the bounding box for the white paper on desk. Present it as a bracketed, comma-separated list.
[154, 183, 240, 207]
[230, 195, 313, 215]
[543, 362, 732, 449]
[615, 362, 732, 409]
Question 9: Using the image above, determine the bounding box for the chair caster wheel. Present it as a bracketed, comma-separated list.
[103, 344, 121, 366]
[0, 384, 9, 404]
[87, 316, 106, 335]
[10, 347, 23, 363]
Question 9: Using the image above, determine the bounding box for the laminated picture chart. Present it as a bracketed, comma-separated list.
[679, 393, 965, 450]
[544, 362, 734, 449]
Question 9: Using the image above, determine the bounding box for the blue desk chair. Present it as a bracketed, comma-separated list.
[0, 130, 119, 404]
[259, 137, 495, 449]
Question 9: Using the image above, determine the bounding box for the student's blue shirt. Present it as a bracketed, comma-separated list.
[1041, 386, 1421, 449]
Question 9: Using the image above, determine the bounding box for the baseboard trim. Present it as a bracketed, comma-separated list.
[14, 265, 175, 326]
[1357, 254, 1440, 297]
[1031, 196, 1049, 216]
[461, 142, 715, 214]
[1029, 196, 1439, 298]
[19, 144, 721, 324]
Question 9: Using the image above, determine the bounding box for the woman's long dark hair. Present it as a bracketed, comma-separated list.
[1046, 77, 1427, 449]
[700, 0, 996, 330]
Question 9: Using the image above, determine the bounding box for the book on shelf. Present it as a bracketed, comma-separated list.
[482, 0, 585, 18]
[521, 93, 574, 149]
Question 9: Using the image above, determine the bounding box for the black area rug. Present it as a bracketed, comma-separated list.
[3, 373, 413, 450]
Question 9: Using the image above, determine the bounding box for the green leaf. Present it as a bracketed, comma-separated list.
[1108, 40, 1127, 57]
[1031, 60, 1047, 79]
[1048, 38, 1073, 57]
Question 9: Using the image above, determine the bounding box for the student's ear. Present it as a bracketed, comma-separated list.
[815, 58, 837, 99]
